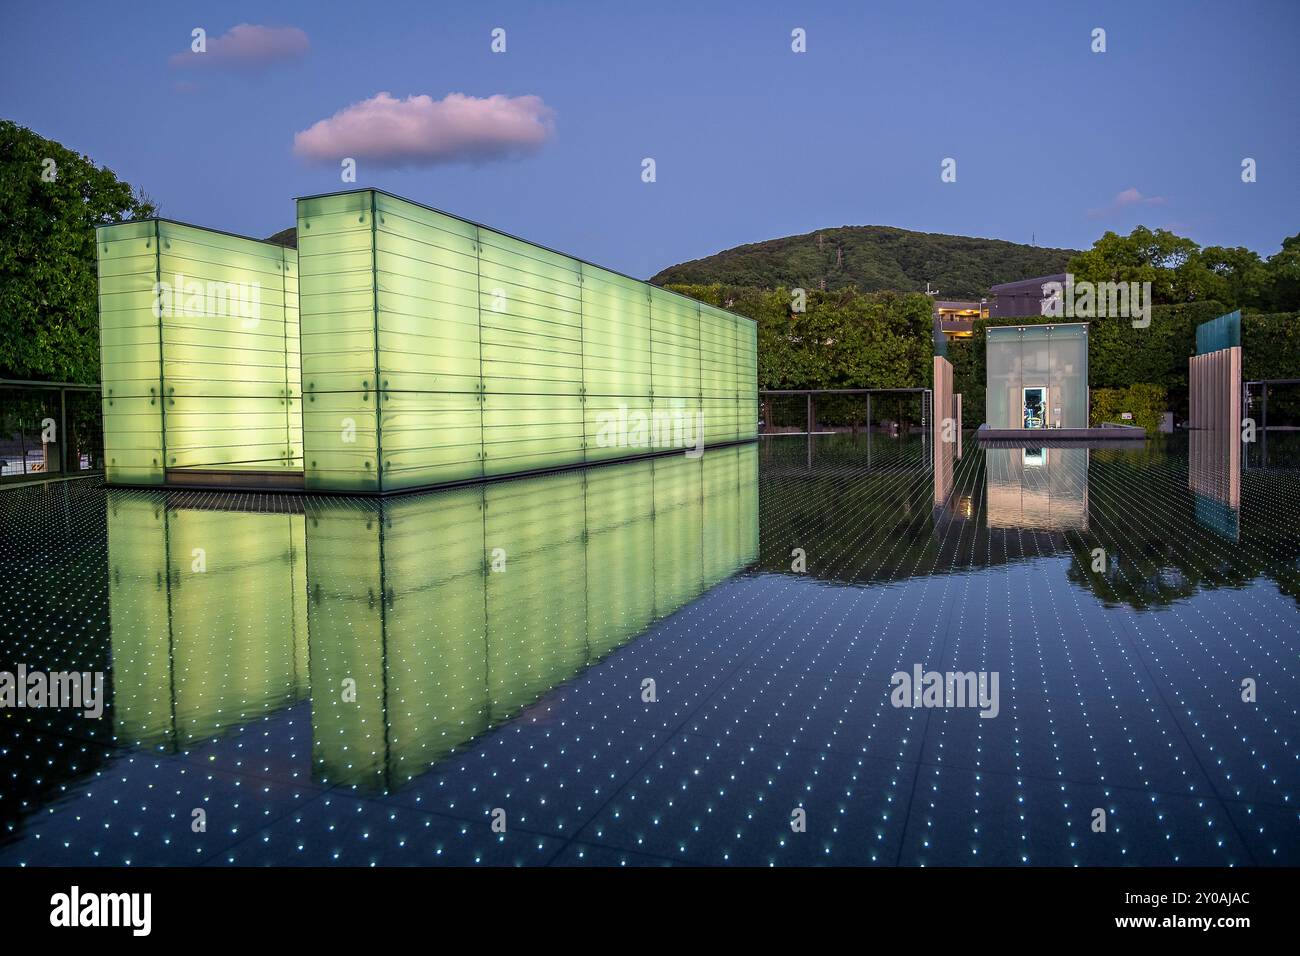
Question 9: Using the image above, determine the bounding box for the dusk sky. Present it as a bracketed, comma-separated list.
[3, 0, 1296, 279]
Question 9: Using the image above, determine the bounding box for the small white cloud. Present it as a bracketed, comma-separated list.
[293, 91, 556, 168]
[1087, 187, 1168, 220]
[170, 24, 309, 71]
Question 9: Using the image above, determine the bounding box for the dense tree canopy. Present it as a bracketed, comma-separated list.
[1066, 225, 1300, 311]
[666, 282, 934, 391]
[0, 119, 155, 382]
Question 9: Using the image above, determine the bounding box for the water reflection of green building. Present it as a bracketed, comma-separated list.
[107, 496, 310, 748]
[106, 445, 758, 790]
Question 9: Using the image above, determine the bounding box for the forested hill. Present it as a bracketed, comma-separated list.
[650, 225, 1078, 300]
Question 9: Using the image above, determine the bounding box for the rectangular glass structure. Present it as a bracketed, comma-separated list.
[985, 323, 1089, 429]
[99, 190, 756, 493]
[96, 219, 301, 484]
[296, 189, 757, 493]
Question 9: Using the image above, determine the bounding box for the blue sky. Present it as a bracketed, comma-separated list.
[2, 0, 1296, 278]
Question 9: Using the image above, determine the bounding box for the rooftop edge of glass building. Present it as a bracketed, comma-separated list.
[96, 189, 758, 494]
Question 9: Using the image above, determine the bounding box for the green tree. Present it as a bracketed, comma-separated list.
[0, 119, 155, 382]
[1068, 225, 1299, 312]
[1201, 244, 1268, 307]
[1067, 226, 1217, 305]
[1261, 233, 1300, 311]
[665, 282, 934, 392]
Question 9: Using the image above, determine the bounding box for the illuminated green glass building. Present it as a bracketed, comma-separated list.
[96, 189, 758, 493]
[96, 219, 301, 485]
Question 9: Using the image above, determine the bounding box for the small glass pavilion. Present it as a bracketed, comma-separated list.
[985, 323, 1089, 430]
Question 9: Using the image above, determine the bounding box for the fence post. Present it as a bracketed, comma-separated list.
[59, 387, 68, 474]
[956, 393, 963, 460]
[1261, 382, 1268, 467]
[806, 393, 814, 434]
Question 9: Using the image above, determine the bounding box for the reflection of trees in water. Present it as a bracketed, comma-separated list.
[1067, 460, 1300, 612]
[0, 480, 115, 841]
[758, 435, 1300, 613]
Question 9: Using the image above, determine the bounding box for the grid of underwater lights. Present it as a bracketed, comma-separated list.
[95, 189, 758, 493]
[102, 447, 757, 792]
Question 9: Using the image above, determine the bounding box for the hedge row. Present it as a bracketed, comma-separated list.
[1091, 384, 1168, 432]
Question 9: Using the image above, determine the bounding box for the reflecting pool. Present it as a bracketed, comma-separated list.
[1, 435, 1296, 866]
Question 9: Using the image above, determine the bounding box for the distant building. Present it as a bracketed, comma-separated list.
[932, 299, 988, 347]
[989, 274, 1067, 317]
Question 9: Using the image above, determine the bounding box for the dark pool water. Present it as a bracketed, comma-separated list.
[1, 434, 1296, 866]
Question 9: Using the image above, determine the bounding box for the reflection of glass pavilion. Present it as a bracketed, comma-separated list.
[983, 446, 1089, 531]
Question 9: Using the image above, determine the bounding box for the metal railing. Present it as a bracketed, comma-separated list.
[1245, 379, 1300, 470]
[0, 378, 103, 484]
[758, 388, 932, 436]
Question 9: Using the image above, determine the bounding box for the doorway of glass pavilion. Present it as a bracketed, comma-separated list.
[1022, 386, 1048, 429]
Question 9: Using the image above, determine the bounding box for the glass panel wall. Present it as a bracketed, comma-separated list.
[96, 220, 301, 483]
[100, 190, 756, 492]
[1196, 309, 1241, 355]
[98, 220, 165, 484]
[296, 189, 757, 493]
[582, 269, 653, 463]
[985, 323, 1089, 429]
[158, 221, 300, 471]
[297, 192, 380, 491]
[374, 192, 483, 489]
[1047, 324, 1088, 428]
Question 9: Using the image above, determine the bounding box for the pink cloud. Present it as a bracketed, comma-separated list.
[293, 91, 556, 168]
[1087, 187, 1168, 220]
[169, 24, 309, 71]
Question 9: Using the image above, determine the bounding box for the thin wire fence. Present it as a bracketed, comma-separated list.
[758, 388, 931, 437]
[1246, 379, 1300, 470]
[0, 379, 103, 484]
[757, 389, 934, 474]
